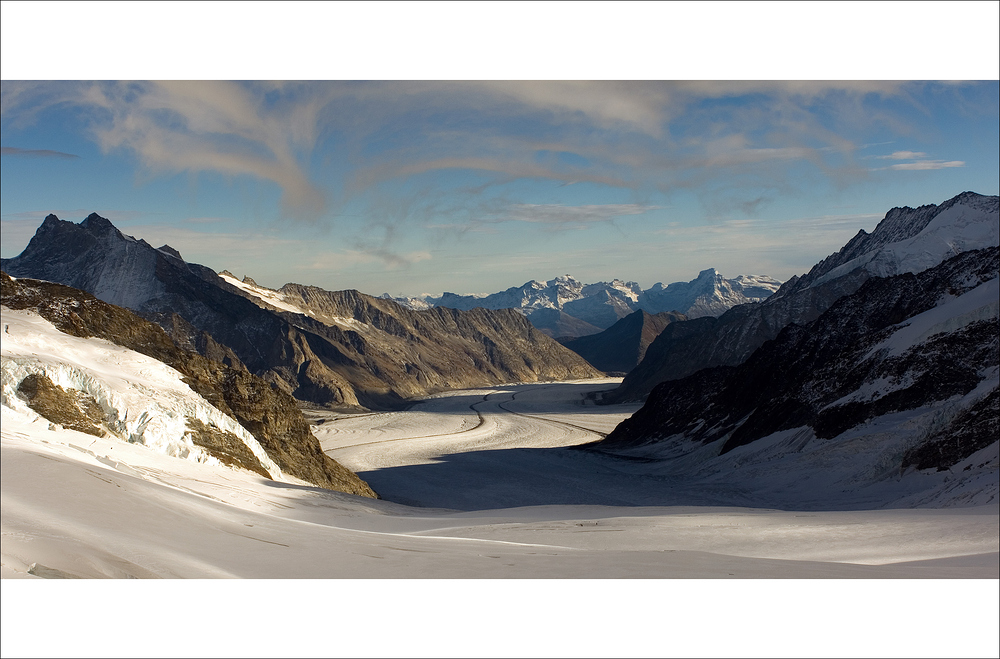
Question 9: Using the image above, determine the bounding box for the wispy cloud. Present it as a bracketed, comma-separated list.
[2, 81, 328, 218]
[867, 147, 966, 171]
[1, 146, 79, 159]
[297, 249, 432, 271]
[887, 160, 965, 170]
[874, 150, 928, 160]
[497, 203, 659, 229]
[93, 81, 326, 218]
[0, 80, 982, 228]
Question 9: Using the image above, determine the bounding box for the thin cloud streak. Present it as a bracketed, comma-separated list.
[887, 160, 965, 170]
[1, 146, 80, 159]
[874, 150, 929, 160]
[500, 203, 659, 227]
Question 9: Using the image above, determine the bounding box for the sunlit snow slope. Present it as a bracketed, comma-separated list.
[2, 307, 280, 476]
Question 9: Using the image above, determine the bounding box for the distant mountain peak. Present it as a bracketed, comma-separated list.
[419, 270, 781, 337]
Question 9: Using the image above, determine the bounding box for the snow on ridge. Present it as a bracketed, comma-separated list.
[1, 307, 281, 478]
[222, 273, 378, 334]
[219, 272, 305, 315]
[810, 199, 999, 289]
[864, 277, 1000, 360]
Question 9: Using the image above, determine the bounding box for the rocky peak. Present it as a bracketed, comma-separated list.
[80, 212, 120, 236]
[157, 245, 183, 260]
[41, 213, 62, 228]
[695, 267, 719, 281]
[938, 190, 997, 214]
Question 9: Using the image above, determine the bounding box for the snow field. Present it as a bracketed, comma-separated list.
[3, 352, 998, 654]
[1, 307, 281, 477]
[4, 399, 997, 579]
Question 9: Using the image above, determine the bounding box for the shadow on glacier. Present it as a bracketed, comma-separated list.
[355, 445, 755, 511]
[409, 382, 629, 416]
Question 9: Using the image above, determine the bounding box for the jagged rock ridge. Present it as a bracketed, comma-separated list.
[605, 191, 1000, 403]
[597, 246, 999, 476]
[2, 214, 601, 410]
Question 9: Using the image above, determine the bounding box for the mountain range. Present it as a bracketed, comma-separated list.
[1, 214, 600, 411]
[388, 269, 782, 338]
[590, 191, 998, 496]
[594, 245, 998, 489]
[603, 191, 1000, 404]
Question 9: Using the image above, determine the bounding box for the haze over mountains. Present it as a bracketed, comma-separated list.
[559, 309, 686, 374]
[389, 270, 782, 338]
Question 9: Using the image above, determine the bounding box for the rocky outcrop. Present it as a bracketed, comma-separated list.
[604, 192, 1000, 403]
[16, 372, 107, 437]
[185, 417, 272, 479]
[560, 310, 686, 374]
[1, 272, 378, 497]
[2, 214, 601, 410]
[596, 247, 999, 473]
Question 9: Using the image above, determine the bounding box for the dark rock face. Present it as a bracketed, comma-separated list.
[1, 272, 378, 497]
[597, 247, 999, 472]
[2, 214, 600, 410]
[604, 192, 1000, 403]
[560, 310, 686, 374]
[524, 308, 603, 339]
[902, 388, 999, 471]
[16, 373, 107, 437]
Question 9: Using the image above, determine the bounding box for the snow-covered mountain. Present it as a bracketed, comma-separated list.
[1, 272, 377, 496]
[607, 191, 1000, 403]
[595, 245, 999, 505]
[638, 269, 782, 319]
[1, 214, 601, 410]
[392, 270, 781, 338]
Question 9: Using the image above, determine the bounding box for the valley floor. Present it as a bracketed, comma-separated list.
[3, 378, 998, 656]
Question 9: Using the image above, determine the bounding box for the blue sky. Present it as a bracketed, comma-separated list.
[1, 3, 998, 297]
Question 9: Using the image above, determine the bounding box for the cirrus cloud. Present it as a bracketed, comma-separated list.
[1, 146, 79, 159]
[888, 160, 965, 170]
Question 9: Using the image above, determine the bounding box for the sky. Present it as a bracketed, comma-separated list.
[1, 3, 998, 299]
